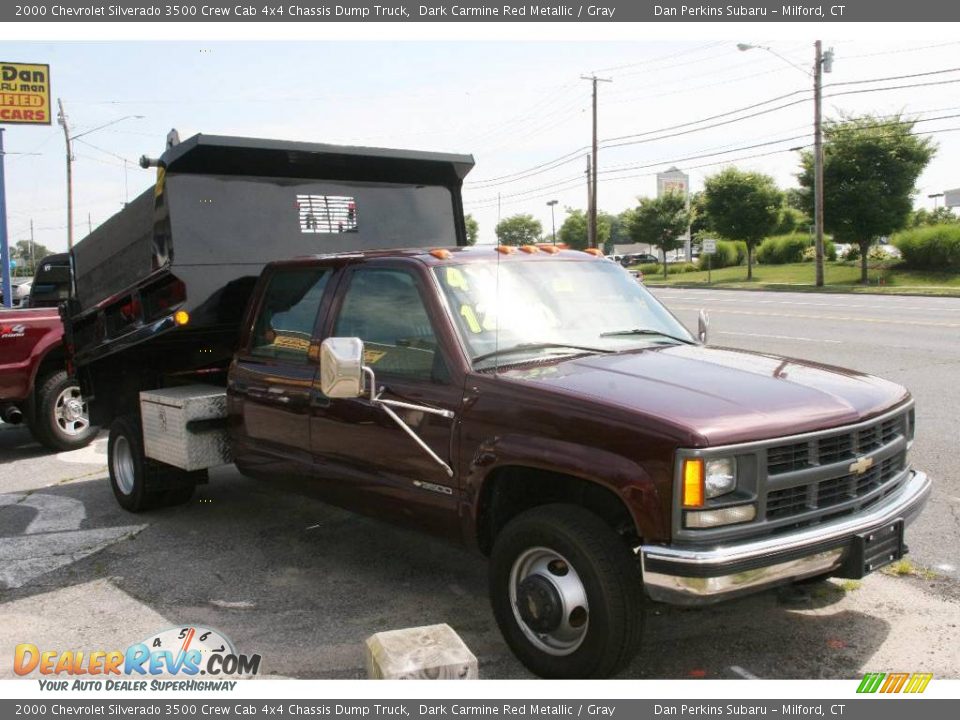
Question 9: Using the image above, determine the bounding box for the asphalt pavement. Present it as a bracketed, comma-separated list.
[1, 287, 959, 680]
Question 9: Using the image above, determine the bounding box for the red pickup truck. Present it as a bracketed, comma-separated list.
[0, 254, 97, 450]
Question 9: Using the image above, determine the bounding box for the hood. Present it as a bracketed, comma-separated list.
[499, 345, 910, 446]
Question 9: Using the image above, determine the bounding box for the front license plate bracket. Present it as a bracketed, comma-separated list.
[837, 520, 905, 579]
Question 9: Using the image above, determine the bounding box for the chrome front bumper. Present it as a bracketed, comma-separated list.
[639, 469, 931, 605]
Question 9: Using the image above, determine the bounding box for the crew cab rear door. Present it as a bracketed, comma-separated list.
[229, 265, 335, 478]
[309, 261, 463, 536]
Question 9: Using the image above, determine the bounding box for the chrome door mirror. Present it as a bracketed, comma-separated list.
[698, 309, 710, 344]
[319, 337, 365, 398]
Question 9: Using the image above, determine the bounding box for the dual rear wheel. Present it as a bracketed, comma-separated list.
[108, 415, 201, 512]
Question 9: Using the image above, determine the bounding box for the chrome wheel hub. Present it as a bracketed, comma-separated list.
[55, 386, 90, 436]
[509, 547, 589, 656]
[112, 436, 136, 496]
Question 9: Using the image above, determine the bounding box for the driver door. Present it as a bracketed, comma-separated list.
[309, 264, 463, 537]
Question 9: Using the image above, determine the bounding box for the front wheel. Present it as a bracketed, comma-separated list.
[489, 504, 644, 678]
[108, 416, 199, 512]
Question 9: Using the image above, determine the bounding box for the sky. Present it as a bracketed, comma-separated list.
[2, 37, 960, 254]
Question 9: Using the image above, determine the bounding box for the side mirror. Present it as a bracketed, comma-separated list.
[698, 309, 710, 344]
[319, 337, 365, 398]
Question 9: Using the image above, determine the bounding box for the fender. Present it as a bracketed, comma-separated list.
[0, 313, 65, 402]
[460, 433, 670, 551]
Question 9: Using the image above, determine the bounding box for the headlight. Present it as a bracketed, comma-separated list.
[705, 457, 737, 499]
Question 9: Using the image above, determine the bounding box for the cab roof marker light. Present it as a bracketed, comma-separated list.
[495, 245, 517, 255]
[682, 458, 704, 508]
[519, 245, 540, 254]
[539, 245, 560, 254]
[429, 249, 453, 260]
[582, 248, 603, 257]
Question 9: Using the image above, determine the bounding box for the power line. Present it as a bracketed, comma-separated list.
[465, 120, 960, 211]
[467, 69, 960, 189]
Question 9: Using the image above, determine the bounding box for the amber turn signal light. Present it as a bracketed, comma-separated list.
[174, 310, 190, 326]
[682, 458, 705, 508]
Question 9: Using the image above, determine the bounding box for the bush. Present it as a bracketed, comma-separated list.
[638, 262, 699, 276]
[757, 233, 809, 264]
[801, 240, 838, 262]
[892, 224, 960, 270]
[697, 240, 745, 270]
[842, 244, 860, 262]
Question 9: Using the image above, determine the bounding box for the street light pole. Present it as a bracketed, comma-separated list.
[57, 98, 75, 251]
[547, 199, 558, 245]
[738, 42, 832, 287]
[57, 102, 144, 250]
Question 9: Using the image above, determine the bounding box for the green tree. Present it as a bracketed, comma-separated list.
[628, 192, 691, 280]
[464, 214, 479, 245]
[12, 239, 54, 276]
[557, 208, 610, 251]
[689, 191, 711, 237]
[495, 213, 542, 246]
[909, 207, 957, 227]
[798, 114, 936, 283]
[703, 168, 783, 280]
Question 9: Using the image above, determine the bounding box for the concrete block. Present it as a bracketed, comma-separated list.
[365, 623, 478, 679]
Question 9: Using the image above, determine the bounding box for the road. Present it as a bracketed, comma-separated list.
[1, 288, 958, 680]
[652, 287, 960, 581]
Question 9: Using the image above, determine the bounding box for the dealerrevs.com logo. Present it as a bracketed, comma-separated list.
[15, 626, 261, 691]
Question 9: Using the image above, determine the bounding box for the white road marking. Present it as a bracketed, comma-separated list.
[665, 305, 960, 328]
[654, 290, 960, 313]
[0, 491, 145, 589]
[717, 331, 842, 344]
[729, 665, 760, 679]
[209, 599, 257, 609]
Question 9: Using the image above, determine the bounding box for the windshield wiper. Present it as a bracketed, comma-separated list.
[473, 342, 614, 365]
[599, 328, 696, 344]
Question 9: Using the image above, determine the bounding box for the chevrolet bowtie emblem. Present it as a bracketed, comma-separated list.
[849, 456, 874, 475]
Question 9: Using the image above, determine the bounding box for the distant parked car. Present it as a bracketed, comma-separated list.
[0, 278, 32, 308]
[621, 253, 659, 267]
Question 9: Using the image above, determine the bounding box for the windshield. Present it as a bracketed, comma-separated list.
[433, 257, 695, 368]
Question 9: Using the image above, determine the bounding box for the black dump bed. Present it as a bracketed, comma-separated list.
[68, 133, 474, 368]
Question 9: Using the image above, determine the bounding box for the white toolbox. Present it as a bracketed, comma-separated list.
[140, 385, 232, 471]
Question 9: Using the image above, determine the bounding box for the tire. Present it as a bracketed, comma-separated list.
[108, 415, 198, 512]
[489, 504, 644, 679]
[31, 370, 98, 451]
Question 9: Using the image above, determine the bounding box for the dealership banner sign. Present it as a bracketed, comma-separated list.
[1, 1, 960, 23]
[0, 699, 958, 719]
[0, 62, 51, 125]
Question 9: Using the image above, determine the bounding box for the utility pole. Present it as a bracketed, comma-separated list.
[581, 75, 612, 249]
[547, 199, 558, 245]
[57, 98, 75, 251]
[585, 155, 593, 248]
[30, 219, 35, 272]
[813, 42, 835, 287]
[813, 41, 825, 287]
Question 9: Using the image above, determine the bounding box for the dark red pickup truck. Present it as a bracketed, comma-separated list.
[68, 135, 930, 679]
[0, 254, 96, 450]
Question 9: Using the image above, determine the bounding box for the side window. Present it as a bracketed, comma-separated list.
[334, 268, 445, 382]
[250, 268, 331, 362]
